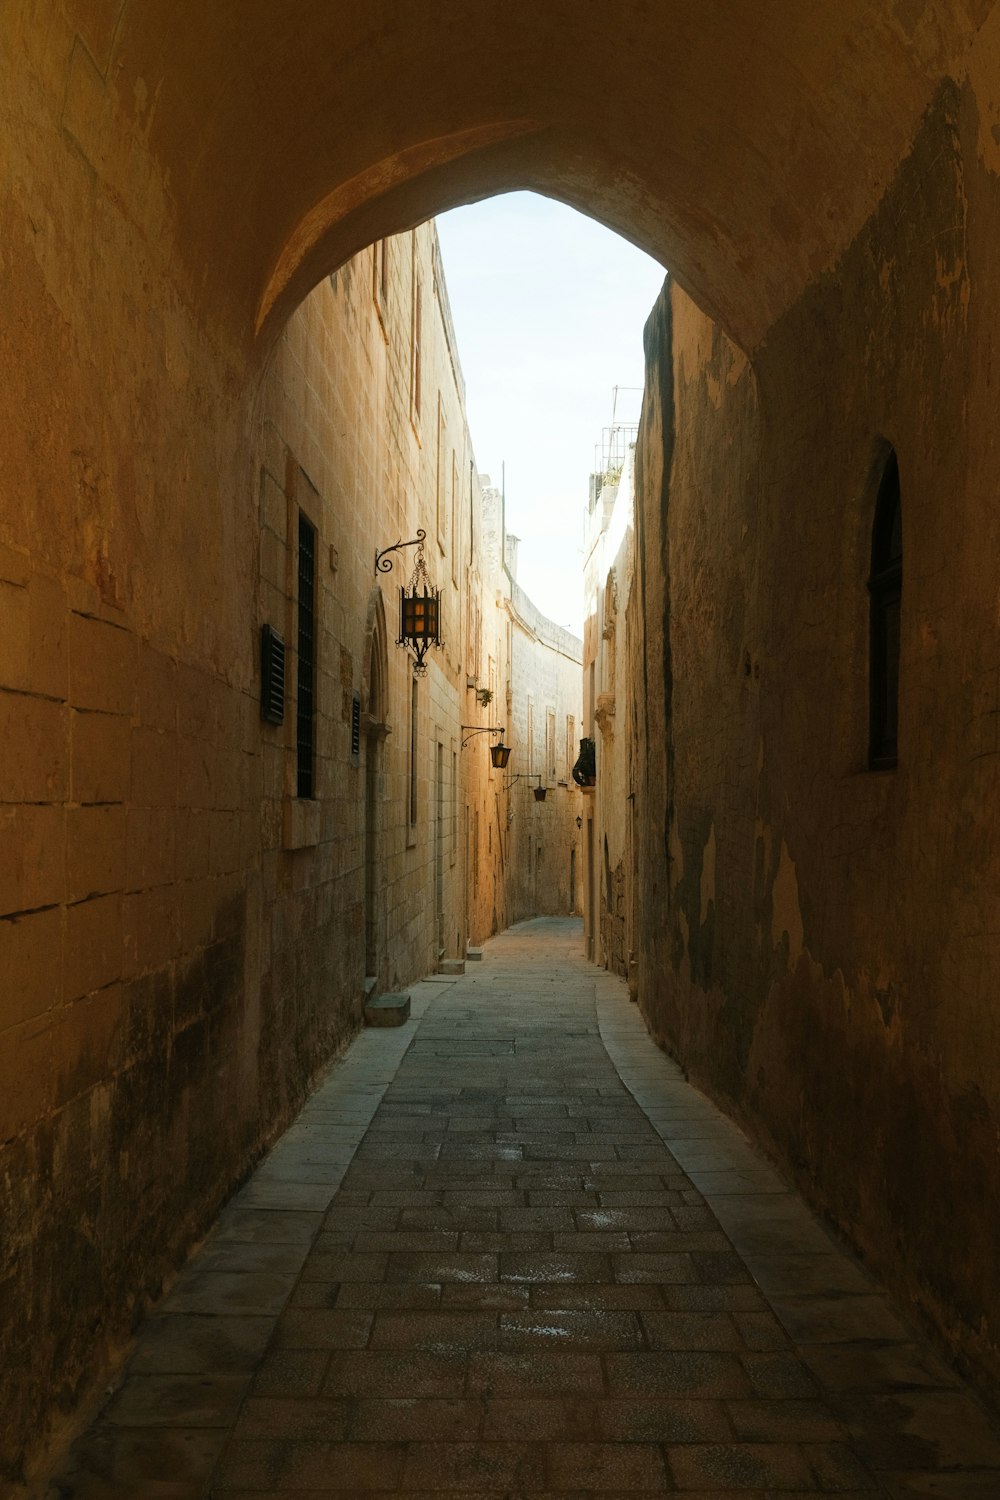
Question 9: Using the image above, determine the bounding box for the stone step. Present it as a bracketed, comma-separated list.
[437, 958, 466, 976]
[466, 947, 484, 962]
[364, 991, 411, 1027]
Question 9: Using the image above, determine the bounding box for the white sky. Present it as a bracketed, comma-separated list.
[435, 193, 667, 636]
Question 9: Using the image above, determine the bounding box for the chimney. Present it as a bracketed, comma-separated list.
[504, 531, 519, 581]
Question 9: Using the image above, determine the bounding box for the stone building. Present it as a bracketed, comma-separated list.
[504, 559, 584, 925]
[464, 487, 584, 938]
[459, 473, 514, 947]
[581, 430, 641, 979]
[0, 207, 577, 1480]
[9, 0, 1000, 1481]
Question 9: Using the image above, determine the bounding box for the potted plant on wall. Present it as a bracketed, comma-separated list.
[475, 686, 493, 707]
[572, 737, 596, 786]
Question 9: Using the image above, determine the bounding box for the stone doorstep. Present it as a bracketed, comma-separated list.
[364, 992, 411, 1027]
[437, 958, 466, 975]
[466, 947, 484, 962]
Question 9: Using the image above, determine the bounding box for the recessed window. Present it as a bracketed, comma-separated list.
[410, 246, 422, 431]
[351, 693, 361, 761]
[436, 395, 446, 549]
[297, 512, 317, 797]
[868, 448, 901, 769]
[260, 624, 285, 725]
[409, 676, 419, 826]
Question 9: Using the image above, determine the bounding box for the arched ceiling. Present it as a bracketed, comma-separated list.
[48, 0, 995, 353]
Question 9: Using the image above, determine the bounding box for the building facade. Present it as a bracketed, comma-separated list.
[581, 436, 640, 981]
[0, 220, 580, 1481]
[505, 564, 585, 925]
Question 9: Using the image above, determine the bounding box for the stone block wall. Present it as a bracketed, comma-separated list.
[505, 580, 584, 925]
[629, 78, 1000, 1398]
[0, 202, 506, 1486]
[582, 440, 644, 980]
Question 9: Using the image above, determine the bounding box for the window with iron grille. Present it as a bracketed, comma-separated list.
[297, 512, 317, 798]
[409, 677, 419, 826]
[868, 449, 901, 769]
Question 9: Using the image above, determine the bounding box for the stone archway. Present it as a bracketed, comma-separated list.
[7, 0, 990, 362]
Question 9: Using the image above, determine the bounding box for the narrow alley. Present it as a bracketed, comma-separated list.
[45, 920, 1000, 1497]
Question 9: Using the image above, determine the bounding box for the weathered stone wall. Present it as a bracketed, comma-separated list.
[505, 581, 584, 925]
[0, 190, 498, 1489]
[632, 76, 1000, 1396]
[583, 443, 644, 981]
[460, 479, 513, 946]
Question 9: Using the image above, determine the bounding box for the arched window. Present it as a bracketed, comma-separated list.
[868, 448, 902, 768]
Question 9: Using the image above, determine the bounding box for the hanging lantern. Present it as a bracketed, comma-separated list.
[462, 725, 510, 765]
[395, 534, 441, 676]
[533, 785, 547, 802]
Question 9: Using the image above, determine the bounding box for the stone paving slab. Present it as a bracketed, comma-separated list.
[40, 918, 1000, 1497]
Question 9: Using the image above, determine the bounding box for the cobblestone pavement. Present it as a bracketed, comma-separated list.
[44, 918, 1000, 1497]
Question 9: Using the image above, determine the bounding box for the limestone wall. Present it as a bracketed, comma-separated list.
[631, 78, 1000, 1396]
[583, 444, 642, 980]
[0, 209, 506, 1486]
[505, 581, 584, 924]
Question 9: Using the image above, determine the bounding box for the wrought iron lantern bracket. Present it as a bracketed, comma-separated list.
[460, 724, 506, 750]
[377, 528, 442, 677]
[460, 724, 510, 768]
[375, 529, 427, 576]
[507, 772, 547, 801]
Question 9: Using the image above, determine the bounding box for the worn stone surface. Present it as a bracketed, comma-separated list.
[627, 77, 1000, 1406]
[39, 919, 1000, 1497]
[365, 994, 412, 1028]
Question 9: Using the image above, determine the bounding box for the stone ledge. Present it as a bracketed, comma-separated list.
[364, 992, 411, 1027]
[282, 798, 320, 849]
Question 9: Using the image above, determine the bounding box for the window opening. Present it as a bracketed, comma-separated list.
[409, 676, 419, 825]
[868, 448, 902, 768]
[410, 247, 422, 429]
[296, 512, 317, 797]
[260, 624, 285, 725]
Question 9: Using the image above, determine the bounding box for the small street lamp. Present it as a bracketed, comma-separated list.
[508, 773, 547, 801]
[375, 528, 441, 676]
[461, 725, 511, 768]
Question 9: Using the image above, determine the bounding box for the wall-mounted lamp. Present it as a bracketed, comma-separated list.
[576, 816, 583, 829]
[461, 724, 511, 768]
[508, 773, 547, 802]
[375, 528, 441, 677]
